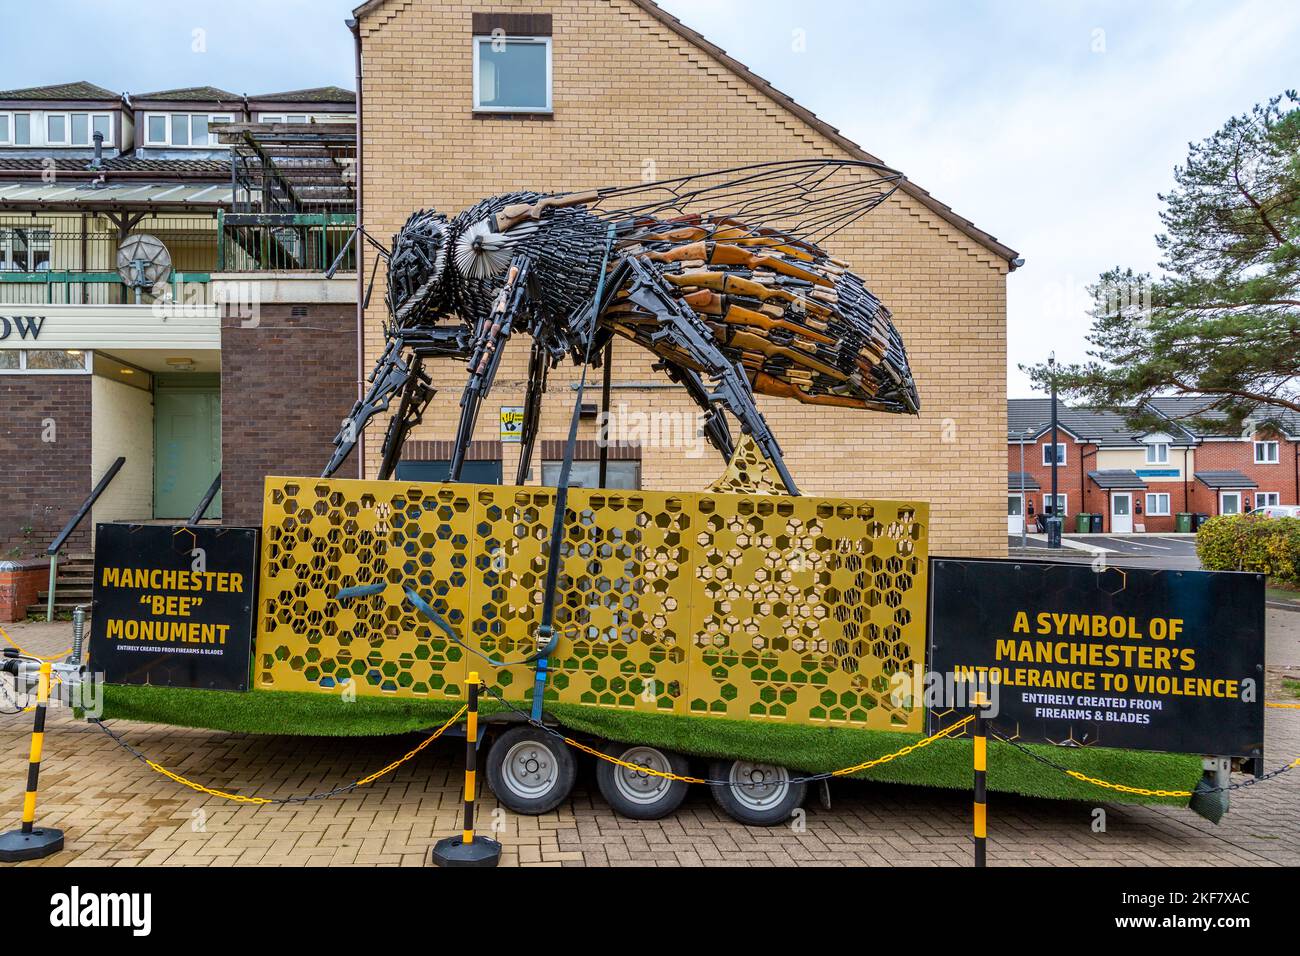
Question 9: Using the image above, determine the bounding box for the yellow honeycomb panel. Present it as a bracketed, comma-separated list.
[256, 476, 928, 733]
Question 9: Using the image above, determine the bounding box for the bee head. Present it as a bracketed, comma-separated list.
[387, 208, 451, 323]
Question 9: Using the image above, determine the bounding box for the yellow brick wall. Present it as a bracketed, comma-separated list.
[356, 0, 1010, 556]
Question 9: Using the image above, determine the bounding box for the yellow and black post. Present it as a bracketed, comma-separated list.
[432, 671, 501, 867]
[972, 690, 989, 868]
[0, 661, 65, 862]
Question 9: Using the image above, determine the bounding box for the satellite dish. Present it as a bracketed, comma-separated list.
[116, 234, 173, 302]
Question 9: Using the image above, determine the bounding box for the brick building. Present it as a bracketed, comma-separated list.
[0, 82, 356, 613]
[1148, 396, 1300, 517]
[350, 0, 1021, 556]
[1008, 396, 1300, 534]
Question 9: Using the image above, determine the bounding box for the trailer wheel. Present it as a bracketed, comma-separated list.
[708, 759, 806, 827]
[486, 726, 576, 815]
[595, 744, 691, 820]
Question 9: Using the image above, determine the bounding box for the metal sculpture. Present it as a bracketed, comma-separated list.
[323, 159, 921, 494]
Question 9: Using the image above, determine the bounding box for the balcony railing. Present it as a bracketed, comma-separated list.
[217, 211, 356, 273]
[0, 216, 218, 303]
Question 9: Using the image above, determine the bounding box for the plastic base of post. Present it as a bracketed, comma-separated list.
[430, 834, 501, 868]
[0, 827, 64, 862]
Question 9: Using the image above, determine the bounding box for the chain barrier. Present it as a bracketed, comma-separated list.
[476, 682, 975, 788]
[88, 705, 467, 805]
[989, 729, 1300, 798]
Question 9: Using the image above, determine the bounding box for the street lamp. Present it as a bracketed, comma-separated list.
[1047, 351, 1061, 549]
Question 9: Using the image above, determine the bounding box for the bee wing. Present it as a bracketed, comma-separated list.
[582, 158, 904, 249]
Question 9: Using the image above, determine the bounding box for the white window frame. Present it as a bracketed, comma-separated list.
[13, 111, 31, 146]
[1254, 440, 1279, 464]
[1145, 442, 1170, 464]
[44, 112, 70, 145]
[472, 34, 553, 114]
[257, 113, 310, 123]
[1041, 442, 1067, 466]
[1144, 492, 1171, 516]
[1041, 493, 1068, 516]
[1220, 491, 1242, 515]
[0, 349, 93, 375]
[1255, 492, 1280, 509]
[0, 112, 12, 145]
[0, 227, 52, 272]
[142, 112, 236, 147]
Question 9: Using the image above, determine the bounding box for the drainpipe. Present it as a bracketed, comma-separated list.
[348, 16, 366, 479]
[1183, 446, 1190, 513]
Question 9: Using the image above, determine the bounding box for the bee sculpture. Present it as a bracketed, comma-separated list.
[322, 159, 921, 494]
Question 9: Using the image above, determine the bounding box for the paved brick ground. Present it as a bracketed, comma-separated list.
[1, 617, 1297, 868]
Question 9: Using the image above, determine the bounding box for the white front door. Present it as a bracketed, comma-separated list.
[1008, 494, 1024, 534]
[1220, 491, 1242, 515]
[1111, 493, 1133, 533]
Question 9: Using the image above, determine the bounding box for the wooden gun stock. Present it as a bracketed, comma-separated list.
[494, 189, 600, 232]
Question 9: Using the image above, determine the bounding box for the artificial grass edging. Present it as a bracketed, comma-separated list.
[100, 683, 1198, 808]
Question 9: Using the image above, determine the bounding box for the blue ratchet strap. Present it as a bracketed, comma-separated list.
[334, 583, 557, 668]
[529, 223, 618, 721]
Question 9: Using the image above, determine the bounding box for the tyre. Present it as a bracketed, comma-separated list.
[485, 725, 577, 815]
[595, 743, 691, 820]
[708, 759, 806, 827]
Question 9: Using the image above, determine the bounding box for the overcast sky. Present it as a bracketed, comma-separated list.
[3, 0, 1296, 397]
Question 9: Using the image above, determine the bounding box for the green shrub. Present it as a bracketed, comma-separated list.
[1196, 514, 1300, 582]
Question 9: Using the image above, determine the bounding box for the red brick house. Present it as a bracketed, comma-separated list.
[1148, 397, 1300, 517]
[1008, 399, 1200, 534]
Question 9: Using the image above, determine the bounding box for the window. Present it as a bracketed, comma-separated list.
[14, 113, 31, 145]
[1220, 492, 1242, 516]
[92, 114, 111, 143]
[1145, 443, 1169, 464]
[1145, 492, 1171, 515]
[45, 113, 68, 144]
[1041, 443, 1066, 465]
[0, 228, 51, 272]
[393, 459, 502, 484]
[1255, 492, 1280, 509]
[257, 113, 310, 123]
[473, 35, 552, 112]
[0, 350, 91, 374]
[1041, 494, 1067, 516]
[1254, 440, 1279, 464]
[0, 113, 9, 144]
[143, 112, 234, 147]
[541, 460, 640, 490]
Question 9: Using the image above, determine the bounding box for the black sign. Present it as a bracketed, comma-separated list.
[927, 558, 1265, 759]
[89, 524, 258, 691]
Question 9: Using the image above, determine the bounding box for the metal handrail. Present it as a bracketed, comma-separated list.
[45, 456, 124, 621]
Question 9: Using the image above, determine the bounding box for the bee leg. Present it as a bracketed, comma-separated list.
[322, 334, 413, 479]
[448, 257, 532, 481]
[652, 359, 735, 462]
[514, 338, 550, 485]
[377, 355, 435, 480]
[619, 257, 799, 494]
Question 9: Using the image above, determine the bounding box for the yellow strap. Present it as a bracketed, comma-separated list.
[133, 704, 467, 804]
[973, 801, 987, 838]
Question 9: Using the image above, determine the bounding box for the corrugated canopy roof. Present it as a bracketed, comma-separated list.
[0, 180, 230, 210]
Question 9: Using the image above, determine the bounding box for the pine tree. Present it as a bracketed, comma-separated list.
[1025, 91, 1300, 433]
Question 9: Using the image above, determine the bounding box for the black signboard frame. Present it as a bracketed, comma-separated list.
[89, 523, 259, 692]
[926, 557, 1265, 760]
